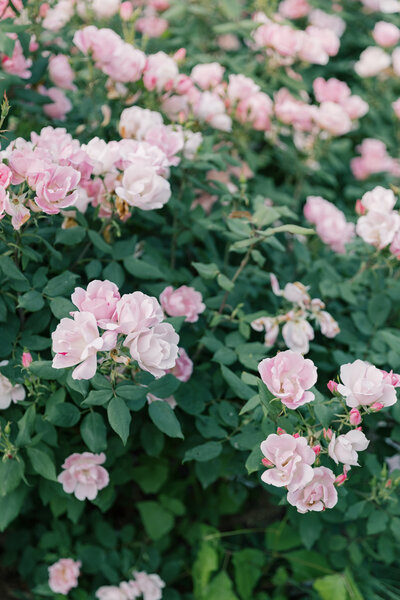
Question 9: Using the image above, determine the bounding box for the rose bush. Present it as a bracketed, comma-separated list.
[0, 0, 400, 599]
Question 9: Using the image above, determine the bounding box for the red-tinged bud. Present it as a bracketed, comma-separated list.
[262, 457, 273, 467]
[292, 432, 300, 438]
[173, 48, 186, 62]
[335, 473, 347, 486]
[39, 2, 49, 17]
[22, 352, 32, 368]
[7, 454, 13, 460]
[277, 427, 286, 435]
[371, 402, 384, 412]
[120, 1, 133, 20]
[386, 479, 392, 488]
[323, 428, 333, 441]
[355, 199, 366, 215]
[349, 408, 362, 426]
[312, 444, 321, 455]
[327, 380, 338, 393]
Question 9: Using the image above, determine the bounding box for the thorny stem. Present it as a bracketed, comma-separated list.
[217, 242, 257, 316]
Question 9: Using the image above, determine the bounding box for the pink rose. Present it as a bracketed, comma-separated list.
[356, 210, 400, 249]
[160, 285, 205, 323]
[136, 16, 168, 37]
[58, 452, 109, 500]
[91, 0, 120, 18]
[338, 359, 397, 408]
[258, 350, 317, 409]
[49, 54, 76, 90]
[328, 430, 369, 466]
[2, 38, 31, 79]
[52, 311, 104, 380]
[115, 163, 171, 210]
[313, 77, 350, 104]
[40, 86, 72, 121]
[227, 74, 260, 102]
[308, 9, 346, 37]
[0, 163, 12, 188]
[279, 0, 310, 19]
[282, 319, 314, 354]
[48, 558, 81, 595]
[360, 186, 396, 213]
[119, 106, 164, 140]
[354, 46, 391, 77]
[217, 34, 240, 51]
[125, 323, 179, 378]
[372, 21, 400, 46]
[191, 62, 225, 89]
[260, 433, 315, 491]
[194, 91, 232, 131]
[304, 195, 355, 253]
[314, 101, 352, 135]
[22, 352, 32, 367]
[167, 347, 193, 381]
[349, 408, 362, 425]
[132, 571, 165, 600]
[341, 95, 369, 120]
[96, 586, 127, 600]
[0, 367, 25, 409]
[71, 280, 121, 327]
[113, 292, 164, 335]
[144, 125, 184, 167]
[143, 51, 178, 92]
[316, 311, 340, 338]
[287, 466, 338, 513]
[34, 164, 80, 214]
[236, 92, 273, 130]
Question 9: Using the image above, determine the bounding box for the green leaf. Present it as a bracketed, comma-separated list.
[245, 445, 263, 474]
[367, 510, 388, 535]
[46, 403, 80, 427]
[217, 273, 234, 291]
[0, 255, 27, 281]
[55, 227, 86, 246]
[192, 262, 219, 279]
[233, 549, 264, 600]
[81, 412, 107, 453]
[258, 224, 314, 237]
[107, 396, 131, 445]
[368, 294, 391, 327]
[132, 461, 168, 494]
[239, 395, 260, 415]
[183, 441, 222, 463]
[88, 230, 112, 254]
[15, 404, 36, 446]
[0, 485, 27, 531]
[18, 290, 44, 312]
[221, 365, 253, 400]
[82, 389, 113, 407]
[148, 374, 181, 398]
[123, 256, 163, 279]
[27, 447, 57, 481]
[148, 401, 184, 439]
[137, 501, 174, 540]
[207, 572, 239, 600]
[42, 271, 79, 297]
[49, 297, 75, 319]
[193, 542, 219, 599]
[29, 360, 63, 380]
[314, 574, 348, 600]
[299, 512, 322, 549]
[0, 458, 24, 496]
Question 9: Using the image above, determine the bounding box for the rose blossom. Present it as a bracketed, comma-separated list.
[136, 16, 168, 38]
[48, 558, 81, 595]
[119, 106, 164, 140]
[2, 38, 31, 79]
[132, 571, 165, 600]
[40, 86, 72, 121]
[338, 359, 397, 408]
[260, 433, 315, 491]
[360, 186, 396, 213]
[287, 466, 338, 513]
[316, 311, 340, 338]
[125, 323, 179, 378]
[354, 46, 391, 77]
[282, 319, 314, 354]
[58, 452, 109, 500]
[71, 280, 120, 327]
[113, 292, 163, 335]
[194, 91, 232, 131]
[279, 0, 310, 19]
[96, 586, 127, 600]
[115, 163, 171, 210]
[372, 21, 400, 46]
[0, 163, 12, 188]
[227, 74, 260, 102]
[304, 195, 355, 253]
[0, 367, 25, 409]
[258, 350, 317, 409]
[167, 347, 193, 381]
[52, 311, 104, 380]
[48, 54, 76, 90]
[160, 285, 205, 323]
[356, 210, 400, 249]
[328, 430, 369, 466]
[191, 62, 225, 89]
[34, 164, 80, 214]
[143, 51, 178, 92]
[313, 77, 351, 103]
[314, 101, 352, 135]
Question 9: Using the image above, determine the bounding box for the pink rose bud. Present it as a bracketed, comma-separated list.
[371, 402, 384, 412]
[292, 432, 300, 438]
[349, 408, 362, 426]
[386, 479, 392, 488]
[277, 427, 286, 435]
[323, 428, 333, 441]
[312, 444, 321, 455]
[355, 199, 366, 215]
[39, 2, 49, 17]
[327, 380, 338, 393]
[262, 457, 273, 467]
[120, 1, 133, 20]
[22, 352, 32, 368]
[335, 473, 347, 486]
[173, 48, 186, 62]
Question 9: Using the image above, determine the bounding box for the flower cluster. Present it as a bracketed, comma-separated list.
[96, 570, 165, 600]
[258, 351, 399, 512]
[356, 186, 400, 253]
[51, 280, 180, 379]
[355, 21, 400, 78]
[351, 139, 400, 181]
[251, 273, 339, 354]
[304, 195, 355, 253]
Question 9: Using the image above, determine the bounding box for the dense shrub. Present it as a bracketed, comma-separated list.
[0, 0, 400, 599]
